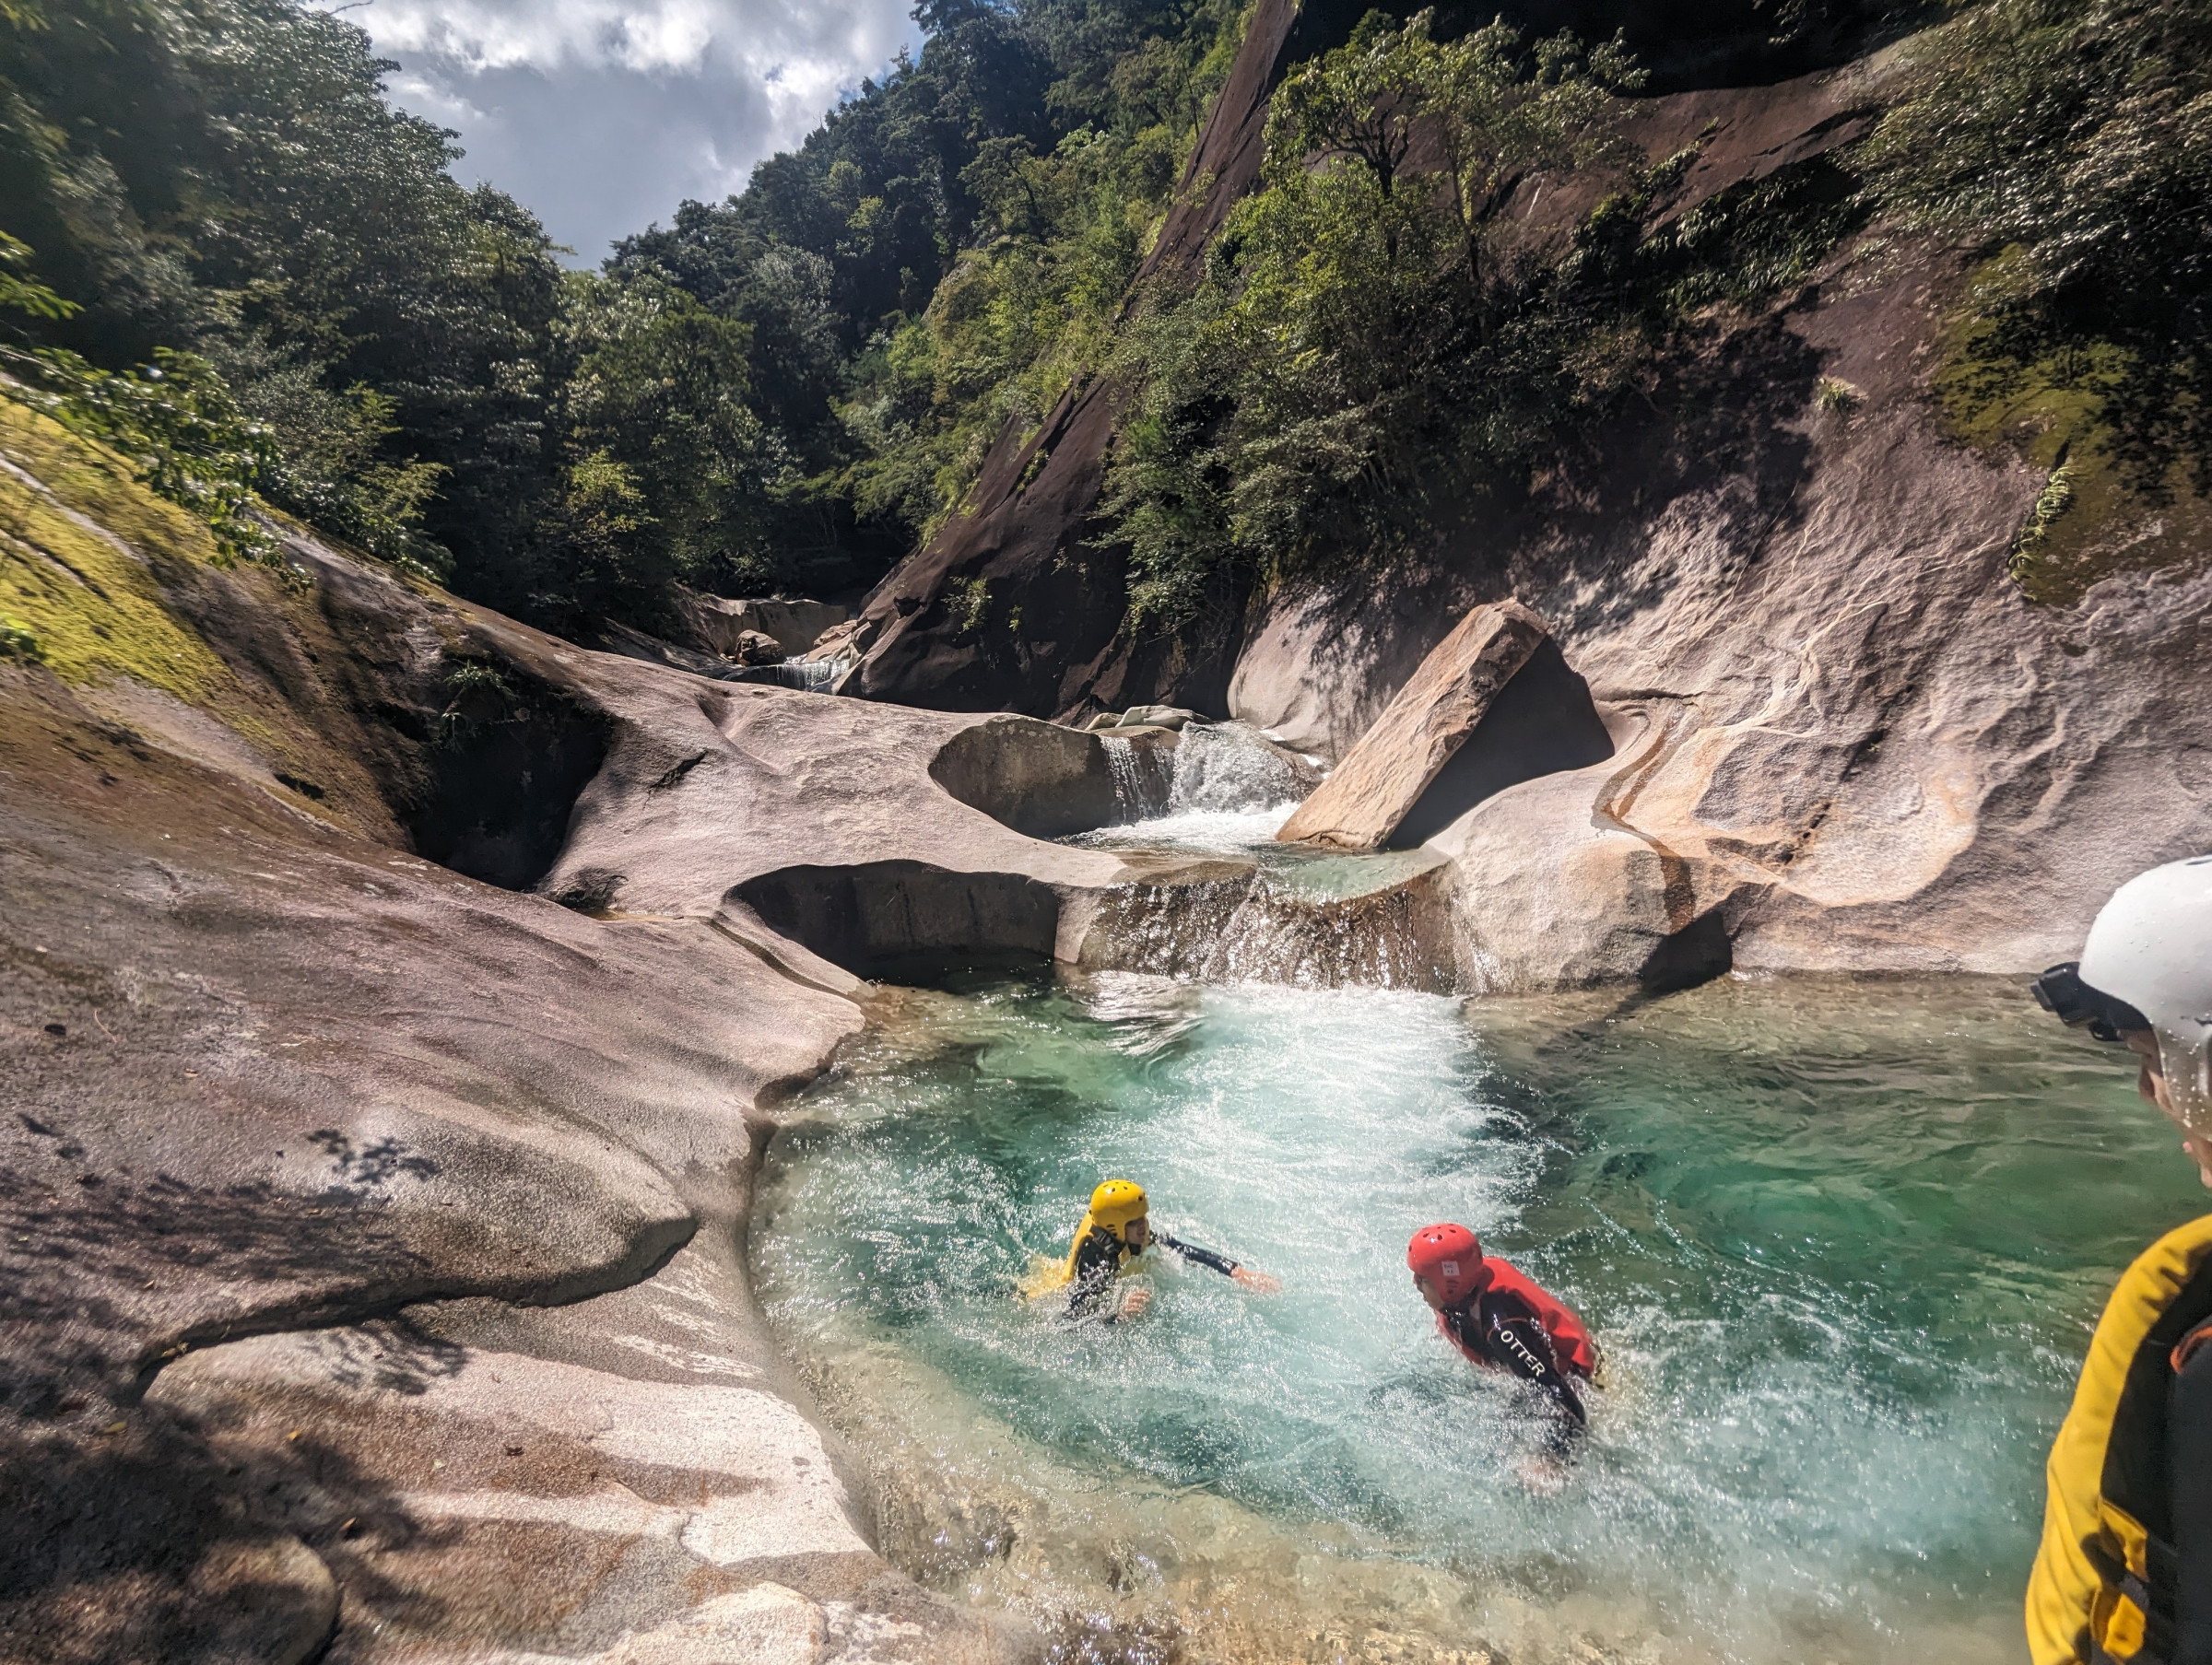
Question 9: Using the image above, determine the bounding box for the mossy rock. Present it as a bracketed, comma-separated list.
[0, 393, 241, 702]
[1935, 287, 2212, 607]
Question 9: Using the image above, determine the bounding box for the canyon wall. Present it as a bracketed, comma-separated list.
[841, 0, 1899, 718]
[0, 399, 1147, 1662]
[0, 389, 1463, 1660]
[841, 8, 2212, 981]
[1240, 256, 2212, 987]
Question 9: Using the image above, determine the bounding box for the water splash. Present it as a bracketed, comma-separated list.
[1070, 736, 1444, 989]
[1169, 721, 1316, 815]
[771, 655, 846, 693]
[757, 970, 2204, 1663]
[1079, 853, 1455, 991]
[1074, 802, 1299, 855]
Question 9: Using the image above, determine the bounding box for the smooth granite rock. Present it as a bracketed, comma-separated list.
[1276, 601, 1548, 851]
[1253, 264, 2212, 986]
[0, 413, 1088, 1662]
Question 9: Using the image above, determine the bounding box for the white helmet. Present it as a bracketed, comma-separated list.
[2038, 855, 2212, 1137]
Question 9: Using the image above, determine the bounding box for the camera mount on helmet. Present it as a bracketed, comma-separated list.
[2030, 961, 2151, 1044]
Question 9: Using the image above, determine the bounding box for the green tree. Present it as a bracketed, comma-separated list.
[560, 277, 784, 611]
[1865, 0, 2212, 574]
[0, 0, 566, 604]
[1100, 8, 1644, 627]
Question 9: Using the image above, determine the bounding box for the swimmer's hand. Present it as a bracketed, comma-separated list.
[1118, 1285, 1153, 1320]
[1514, 1453, 1568, 1495]
[1230, 1266, 1281, 1295]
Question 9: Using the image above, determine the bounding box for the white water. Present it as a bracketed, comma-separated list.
[1074, 729, 1452, 990]
[1074, 801, 1299, 856]
[1095, 721, 1315, 829]
[756, 970, 2203, 1663]
[1165, 722, 1312, 815]
[771, 655, 845, 692]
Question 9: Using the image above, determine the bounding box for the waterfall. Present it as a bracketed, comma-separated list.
[1077, 720, 1321, 845]
[1166, 721, 1312, 814]
[770, 655, 849, 693]
[1099, 734, 1173, 822]
[1076, 851, 1455, 992]
[1101, 735, 1142, 817]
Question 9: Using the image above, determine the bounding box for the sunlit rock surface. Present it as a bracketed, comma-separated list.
[1264, 273, 2212, 984]
[0, 413, 1067, 1661]
[1275, 600, 1551, 853]
[837, 26, 2212, 983]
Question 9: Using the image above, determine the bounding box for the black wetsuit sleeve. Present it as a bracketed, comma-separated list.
[1154, 1230, 1238, 1277]
[1465, 1292, 1586, 1425]
[2172, 1337, 2212, 1665]
[1064, 1229, 1122, 1318]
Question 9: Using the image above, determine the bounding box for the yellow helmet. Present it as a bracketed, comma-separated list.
[1088, 1179, 1148, 1236]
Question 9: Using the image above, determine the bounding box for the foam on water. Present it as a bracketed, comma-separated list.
[1091, 721, 1316, 833]
[1072, 801, 1300, 856]
[1166, 721, 1312, 815]
[754, 969, 2206, 1661]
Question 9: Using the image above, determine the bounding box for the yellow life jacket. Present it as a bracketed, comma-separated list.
[1018, 1210, 1143, 1300]
[1020, 1181, 1149, 1301]
[2028, 1213, 2212, 1665]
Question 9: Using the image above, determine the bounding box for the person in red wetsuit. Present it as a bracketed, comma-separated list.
[1407, 1223, 1599, 1428]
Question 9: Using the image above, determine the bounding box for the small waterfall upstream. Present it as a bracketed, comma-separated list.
[1098, 733, 1154, 820]
[1075, 721, 1452, 990]
[1097, 720, 1313, 826]
[1165, 721, 1312, 814]
[771, 654, 848, 693]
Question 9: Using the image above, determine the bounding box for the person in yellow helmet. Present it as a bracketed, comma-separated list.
[2024, 856, 2212, 1665]
[1027, 1179, 1279, 1320]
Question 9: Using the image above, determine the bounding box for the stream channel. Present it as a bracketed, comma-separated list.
[753, 750, 2202, 1665]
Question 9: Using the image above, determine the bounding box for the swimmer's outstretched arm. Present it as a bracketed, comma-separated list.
[1155, 1230, 1281, 1294]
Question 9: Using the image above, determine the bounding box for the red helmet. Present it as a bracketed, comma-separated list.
[1407, 1224, 1485, 1304]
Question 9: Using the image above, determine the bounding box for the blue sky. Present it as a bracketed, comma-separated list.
[320, 0, 923, 264]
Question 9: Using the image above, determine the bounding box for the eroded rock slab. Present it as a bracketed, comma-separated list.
[1066, 849, 1456, 991]
[1276, 601, 1549, 851]
[147, 1220, 1018, 1664]
[0, 416, 1088, 1663]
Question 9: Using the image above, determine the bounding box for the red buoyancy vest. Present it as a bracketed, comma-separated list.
[1434, 1257, 1597, 1378]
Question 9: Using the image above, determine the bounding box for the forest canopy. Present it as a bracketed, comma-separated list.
[2, 0, 2206, 639]
[0, 0, 1245, 629]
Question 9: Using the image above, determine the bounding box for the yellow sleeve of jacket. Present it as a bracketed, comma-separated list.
[2028, 1214, 2212, 1665]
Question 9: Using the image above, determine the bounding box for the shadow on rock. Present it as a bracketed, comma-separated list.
[0, 1366, 457, 1665]
[0, 1162, 441, 1410]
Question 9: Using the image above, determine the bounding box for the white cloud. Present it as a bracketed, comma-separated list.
[317, 0, 920, 262]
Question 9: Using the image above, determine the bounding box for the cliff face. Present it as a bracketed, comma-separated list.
[1246, 261, 2212, 984]
[843, 0, 1332, 717]
[840, 6, 2212, 980]
[1228, 235, 2212, 983]
[842, 0, 1899, 720]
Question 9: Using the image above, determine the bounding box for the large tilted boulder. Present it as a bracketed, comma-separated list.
[1246, 261, 2212, 988]
[1276, 600, 1550, 850]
